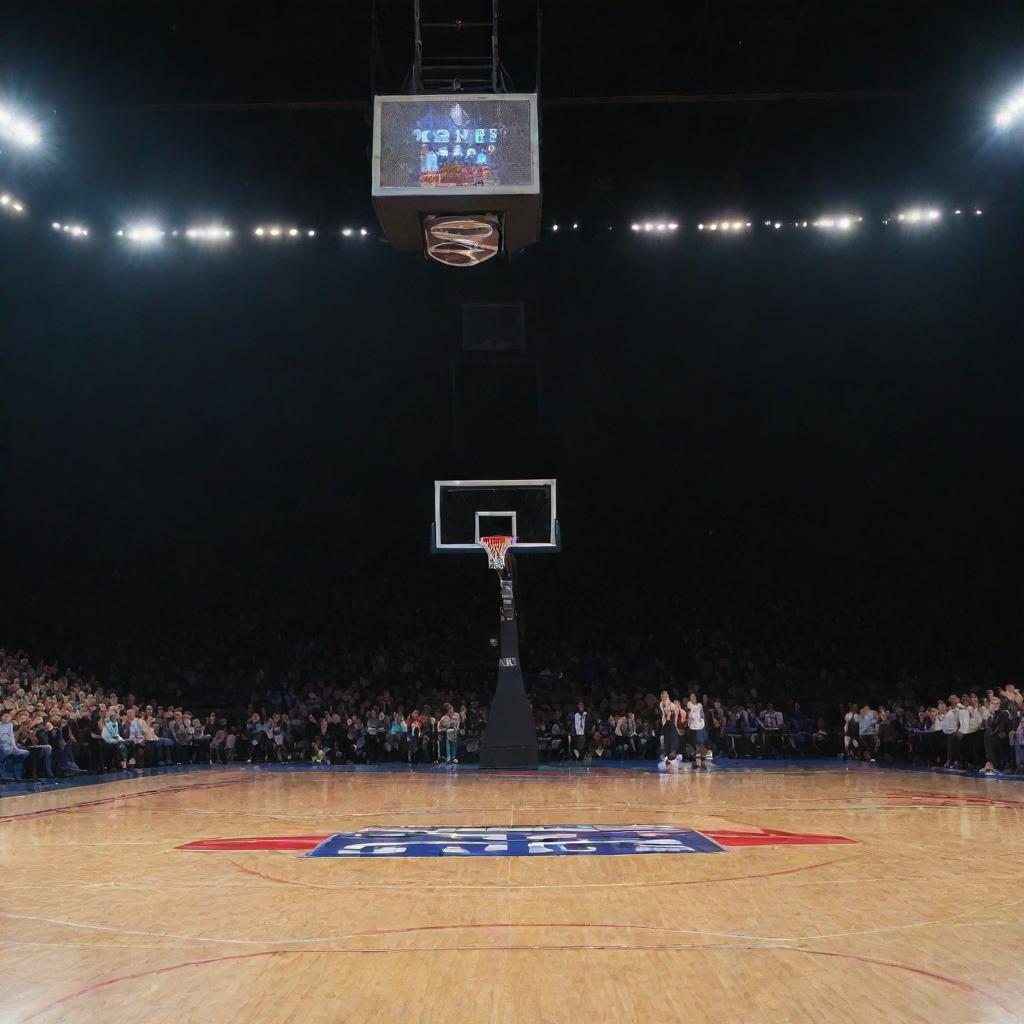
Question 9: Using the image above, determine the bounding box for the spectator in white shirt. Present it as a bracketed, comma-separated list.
[572, 701, 589, 761]
[940, 700, 960, 768]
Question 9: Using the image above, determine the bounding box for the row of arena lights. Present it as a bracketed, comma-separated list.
[10, 205, 989, 244]
[44, 223, 374, 243]
[582, 208, 983, 234]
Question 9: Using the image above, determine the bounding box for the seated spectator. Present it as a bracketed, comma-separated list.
[100, 712, 128, 770]
[0, 709, 31, 780]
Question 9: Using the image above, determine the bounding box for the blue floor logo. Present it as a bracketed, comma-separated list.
[304, 825, 726, 857]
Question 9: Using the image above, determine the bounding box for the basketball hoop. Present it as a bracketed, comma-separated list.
[480, 535, 514, 571]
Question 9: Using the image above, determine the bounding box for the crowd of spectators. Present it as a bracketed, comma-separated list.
[3, 633, 1023, 781]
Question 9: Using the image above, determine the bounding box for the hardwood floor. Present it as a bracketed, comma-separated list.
[2, 764, 1022, 1023]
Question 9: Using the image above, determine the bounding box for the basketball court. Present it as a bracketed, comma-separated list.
[3, 762, 1022, 1023]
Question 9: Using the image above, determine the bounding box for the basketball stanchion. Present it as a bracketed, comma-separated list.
[432, 480, 559, 768]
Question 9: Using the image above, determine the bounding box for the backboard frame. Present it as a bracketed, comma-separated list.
[432, 478, 559, 554]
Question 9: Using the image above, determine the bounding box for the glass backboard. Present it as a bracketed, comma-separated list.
[432, 479, 558, 553]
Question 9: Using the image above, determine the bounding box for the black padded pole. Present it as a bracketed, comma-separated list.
[479, 576, 538, 768]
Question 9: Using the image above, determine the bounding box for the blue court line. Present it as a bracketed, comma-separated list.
[3, 757, 1022, 799]
[0, 762, 229, 799]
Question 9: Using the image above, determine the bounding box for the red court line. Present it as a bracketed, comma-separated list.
[228, 853, 851, 891]
[884, 788, 1024, 809]
[0, 779, 240, 825]
[18, 935, 1016, 1022]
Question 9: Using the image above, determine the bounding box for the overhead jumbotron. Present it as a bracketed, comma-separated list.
[371, 1, 541, 266]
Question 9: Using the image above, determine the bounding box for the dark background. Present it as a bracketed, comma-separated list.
[1, 1, 1022, 682]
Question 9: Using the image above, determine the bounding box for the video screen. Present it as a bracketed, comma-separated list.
[374, 95, 537, 193]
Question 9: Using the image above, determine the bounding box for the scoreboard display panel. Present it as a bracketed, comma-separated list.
[372, 94, 540, 197]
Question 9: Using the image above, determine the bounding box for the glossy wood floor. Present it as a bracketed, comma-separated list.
[2, 764, 1023, 1024]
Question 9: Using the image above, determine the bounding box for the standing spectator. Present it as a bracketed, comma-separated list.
[940, 701, 960, 768]
[686, 692, 710, 769]
[981, 697, 1012, 775]
[856, 705, 878, 762]
[571, 701, 589, 761]
[760, 703, 784, 757]
[658, 690, 682, 771]
[443, 702, 461, 764]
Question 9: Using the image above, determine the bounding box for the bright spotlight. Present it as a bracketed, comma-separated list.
[668, 222, 678, 230]
[359, 228, 368, 236]
[994, 87, 1024, 130]
[571, 222, 578, 230]
[552, 224, 559, 231]
[288, 227, 299, 237]
[123, 224, 164, 244]
[0, 104, 41, 148]
[773, 222, 782, 230]
[52, 221, 60, 230]
[643, 223, 653, 232]
[341, 228, 353, 237]
[254, 227, 265, 236]
[631, 223, 640, 232]
[697, 223, 704, 231]
[269, 227, 281, 237]
[307, 229, 315, 237]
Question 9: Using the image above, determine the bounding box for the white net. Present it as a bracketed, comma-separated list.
[480, 535, 514, 570]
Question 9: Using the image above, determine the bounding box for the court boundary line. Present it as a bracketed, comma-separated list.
[16, 939, 1016, 1023]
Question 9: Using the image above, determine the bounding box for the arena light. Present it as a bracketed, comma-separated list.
[121, 223, 164, 244]
[307, 229, 315, 237]
[185, 225, 232, 242]
[812, 214, 860, 232]
[359, 228, 368, 236]
[0, 104, 41, 148]
[895, 207, 941, 225]
[1, 192, 26, 215]
[994, 87, 1024, 130]
[630, 223, 640, 232]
